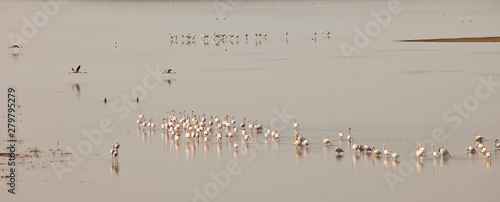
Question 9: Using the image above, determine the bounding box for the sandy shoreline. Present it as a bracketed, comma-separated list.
[399, 36, 500, 42]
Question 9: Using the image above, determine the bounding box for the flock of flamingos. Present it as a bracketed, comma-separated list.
[110, 109, 499, 161]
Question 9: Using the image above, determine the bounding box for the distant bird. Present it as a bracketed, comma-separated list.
[433, 145, 440, 158]
[233, 142, 239, 149]
[293, 118, 299, 130]
[438, 147, 451, 158]
[383, 144, 390, 157]
[347, 128, 352, 141]
[7, 44, 22, 48]
[68, 65, 87, 74]
[162, 69, 176, 74]
[473, 132, 484, 142]
[372, 147, 382, 156]
[334, 147, 344, 155]
[467, 146, 476, 154]
[391, 149, 400, 160]
[114, 141, 120, 150]
[495, 139, 500, 148]
[103, 98, 107, 103]
[114, 41, 117, 44]
[338, 129, 344, 139]
[323, 138, 332, 145]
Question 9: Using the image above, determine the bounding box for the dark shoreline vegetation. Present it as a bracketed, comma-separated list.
[399, 36, 500, 42]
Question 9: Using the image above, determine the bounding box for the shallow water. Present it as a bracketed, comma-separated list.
[1, 0, 500, 201]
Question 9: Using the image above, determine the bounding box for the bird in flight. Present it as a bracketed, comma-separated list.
[69, 65, 87, 74]
[161, 68, 176, 74]
[7, 45, 22, 48]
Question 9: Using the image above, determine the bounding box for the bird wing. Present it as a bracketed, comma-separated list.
[76, 65, 81, 72]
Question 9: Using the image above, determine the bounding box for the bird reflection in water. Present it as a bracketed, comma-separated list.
[416, 158, 424, 175]
[162, 79, 176, 86]
[293, 147, 309, 164]
[111, 161, 119, 177]
[71, 83, 86, 98]
[216, 143, 222, 159]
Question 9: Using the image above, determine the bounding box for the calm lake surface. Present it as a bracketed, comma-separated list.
[1, 0, 500, 201]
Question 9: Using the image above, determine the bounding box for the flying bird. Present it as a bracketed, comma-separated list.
[69, 65, 87, 74]
[162, 68, 176, 74]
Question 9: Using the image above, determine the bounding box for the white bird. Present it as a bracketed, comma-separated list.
[391, 149, 400, 160]
[273, 130, 280, 139]
[383, 144, 390, 157]
[347, 128, 352, 141]
[433, 145, 440, 159]
[477, 143, 484, 149]
[335, 147, 344, 155]
[467, 146, 476, 154]
[243, 134, 251, 141]
[204, 136, 210, 143]
[415, 144, 426, 159]
[114, 141, 120, 150]
[303, 139, 310, 145]
[265, 131, 271, 139]
[495, 139, 500, 148]
[294, 139, 302, 146]
[481, 147, 488, 154]
[372, 147, 382, 156]
[174, 135, 180, 142]
[293, 118, 299, 130]
[485, 151, 491, 158]
[473, 132, 484, 142]
[323, 138, 332, 145]
[216, 133, 222, 143]
[438, 147, 451, 158]
[233, 142, 239, 149]
[338, 129, 344, 139]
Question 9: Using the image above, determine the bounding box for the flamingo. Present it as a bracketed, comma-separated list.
[323, 138, 332, 145]
[293, 139, 302, 146]
[204, 136, 210, 143]
[161, 69, 176, 74]
[7, 44, 22, 48]
[415, 144, 426, 159]
[481, 147, 488, 154]
[338, 129, 344, 139]
[68, 65, 87, 74]
[433, 145, 440, 159]
[273, 130, 280, 139]
[114, 141, 120, 150]
[335, 147, 344, 155]
[174, 135, 180, 142]
[372, 147, 382, 156]
[264, 131, 271, 139]
[303, 139, 310, 145]
[347, 128, 352, 141]
[383, 144, 390, 157]
[467, 146, 476, 154]
[391, 149, 400, 161]
[240, 118, 246, 128]
[495, 139, 500, 148]
[233, 142, 239, 149]
[438, 147, 451, 158]
[293, 118, 299, 130]
[216, 133, 222, 143]
[473, 132, 484, 142]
